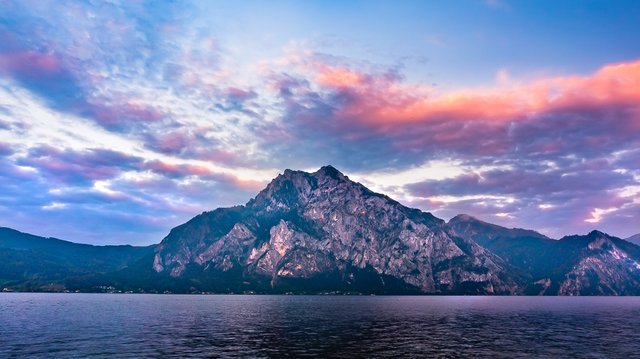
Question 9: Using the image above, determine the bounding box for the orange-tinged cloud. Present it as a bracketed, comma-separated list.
[544, 61, 640, 109]
[309, 59, 640, 125]
[315, 66, 366, 88]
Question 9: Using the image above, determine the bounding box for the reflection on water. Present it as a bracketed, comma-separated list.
[1, 294, 640, 358]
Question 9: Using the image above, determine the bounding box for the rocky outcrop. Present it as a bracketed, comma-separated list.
[450, 215, 640, 295]
[153, 166, 523, 294]
[557, 231, 640, 295]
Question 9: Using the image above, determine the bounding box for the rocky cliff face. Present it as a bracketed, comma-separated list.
[153, 166, 522, 294]
[450, 215, 640, 295]
[556, 231, 640, 295]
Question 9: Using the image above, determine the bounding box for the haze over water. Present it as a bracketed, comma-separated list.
[1, 294, 639, 358]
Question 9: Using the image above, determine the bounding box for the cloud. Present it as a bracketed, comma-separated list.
[406, 159, 633, 198]
[0, 142, 12, 156]
[17, 146, 144, 186]
[0, 48, 84, 108]
[1, 3, 638, 242]
[400, 157, 638, 238]
[83, 100, 168, 131]
[303, 56, 640, 126]
[143, 160, 211, 179]
[0, 0, 193, 133]
[265, 51, 640, 163]
[143, 129, 195, 156]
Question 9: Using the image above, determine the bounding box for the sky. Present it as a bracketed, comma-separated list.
[0, 0, 639, 245]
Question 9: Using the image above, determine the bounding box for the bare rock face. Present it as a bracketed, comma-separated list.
[557, 231, 640, 295]
[152, 166, 523, 294]
[450, 214, 640, 296]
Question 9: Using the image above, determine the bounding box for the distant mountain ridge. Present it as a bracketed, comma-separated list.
[1, 166, 639, 295]
[626, 233, 640, 245]
[449, 215, 640, 295]
[0, 227, 154, 291]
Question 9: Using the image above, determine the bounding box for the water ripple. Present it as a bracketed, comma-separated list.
[1, 294, 640, 358]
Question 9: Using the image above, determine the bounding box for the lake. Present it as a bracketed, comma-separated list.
[1, 294, 639, 358]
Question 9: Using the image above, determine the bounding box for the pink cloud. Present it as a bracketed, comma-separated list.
[315, 66, 367, 88]
[146, 130, 192, 154]
[225, 87, 257, 101]
[301, 57, 640, 127]
[89, 101, 165, 128]
[191, 148, 241, 164]
[0, 50, 63, 78]
[265, 54, 640, 167]
[140, 161, 264, 192]
[207, 172, 265, 192]
[144, 160, 211, 177]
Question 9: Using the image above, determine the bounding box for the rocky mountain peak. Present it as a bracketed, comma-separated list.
[314, 165, 348, 181]
[248, 166, 370, 215]
[556, 230, 640, 295]
[575, 230, 614, 250]
[450, 214, 479, 223]
[272, 165, 351, 186]
[587, 230, 607, 238]
[247, 169, 314, 212]
[152, 166, 523, 294]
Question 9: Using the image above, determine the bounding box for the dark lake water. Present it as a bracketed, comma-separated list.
[1, 294, 640, 358]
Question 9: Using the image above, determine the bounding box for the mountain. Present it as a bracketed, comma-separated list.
[626, 234, 640, 245]
[555, 231, 640, 295]
[2, 166, 639, 295]
[0, 227, 154, 291]
[449, 214, 558, 280]
[450, 215, 640, 295]
[150, 166, 523, 294]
